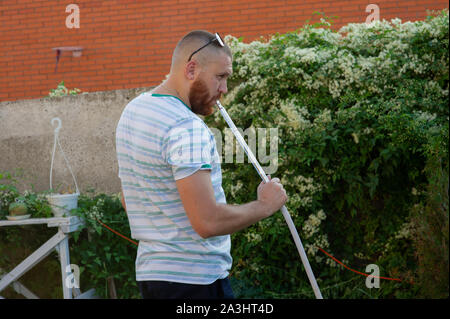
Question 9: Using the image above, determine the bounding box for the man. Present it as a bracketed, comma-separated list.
[116, 30, 287, 299]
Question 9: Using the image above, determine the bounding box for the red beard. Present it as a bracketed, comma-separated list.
[188, 78, 219, 116]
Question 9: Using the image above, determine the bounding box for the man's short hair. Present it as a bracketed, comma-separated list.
[172, 30, 232, 67]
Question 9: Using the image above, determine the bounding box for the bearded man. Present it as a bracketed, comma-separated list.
[116, 30, 287, 299]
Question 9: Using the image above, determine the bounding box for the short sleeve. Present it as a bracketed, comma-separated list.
[162, 118, 213, 180]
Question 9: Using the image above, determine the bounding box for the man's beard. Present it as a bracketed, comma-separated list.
[188, 77, 219, 116]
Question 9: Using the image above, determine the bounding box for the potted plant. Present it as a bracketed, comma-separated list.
[1, 173, 53, 220]
[7, 198, 30, 220]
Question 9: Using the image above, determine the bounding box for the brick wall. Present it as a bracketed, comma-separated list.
[0, 0, 448, 102]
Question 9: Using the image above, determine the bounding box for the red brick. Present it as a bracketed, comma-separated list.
[1, 0, 448, 101]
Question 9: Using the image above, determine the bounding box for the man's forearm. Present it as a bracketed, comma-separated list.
[204, 200, 271, 238]
[175, 170, 287, 239]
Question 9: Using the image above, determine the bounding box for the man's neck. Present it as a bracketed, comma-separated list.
[152, 79, 190, 108]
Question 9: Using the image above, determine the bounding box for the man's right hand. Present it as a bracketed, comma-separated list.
[256, 176, 288, 217]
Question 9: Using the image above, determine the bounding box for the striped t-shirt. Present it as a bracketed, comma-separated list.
[115, 92, 232, 285]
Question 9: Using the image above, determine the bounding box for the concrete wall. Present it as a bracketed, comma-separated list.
[0, 87, 153, 194]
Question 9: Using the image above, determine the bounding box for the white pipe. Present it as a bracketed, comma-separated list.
[216, 100, 323, 299]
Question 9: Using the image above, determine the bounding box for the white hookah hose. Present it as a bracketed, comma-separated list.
[50, 118, 80, 194]
[216, 101, 323, 299]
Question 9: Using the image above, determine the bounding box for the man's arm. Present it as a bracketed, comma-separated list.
[176, 170, 287, 238]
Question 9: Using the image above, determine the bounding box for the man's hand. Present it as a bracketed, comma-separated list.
[256, 176, 288, 218]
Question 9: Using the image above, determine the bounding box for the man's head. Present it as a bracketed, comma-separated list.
[170, 30, 233, 116]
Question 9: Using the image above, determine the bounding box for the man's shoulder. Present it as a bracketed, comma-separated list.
[125, 92, 192, 124]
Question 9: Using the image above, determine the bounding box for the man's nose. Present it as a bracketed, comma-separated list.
[219, 81, 228, 95]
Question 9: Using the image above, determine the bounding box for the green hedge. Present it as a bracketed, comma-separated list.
[204, 10, 449, 298]
[1, 10, 448, 299]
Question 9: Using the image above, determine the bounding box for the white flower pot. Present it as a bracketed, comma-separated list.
[47, 193, 79, 217]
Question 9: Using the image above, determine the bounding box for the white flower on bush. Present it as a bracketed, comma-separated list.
[351, 132, 359, 144]
[230, 180, 243, 198]
[305, 233, 329, 257]
[284, 47, 317, 64]
[245, 232, 262, 244]
[0, 191, 15, 209]
[314, 109, 332, 128]
[295, 175, 322, 195]
[279, 99, 311, 130]
[303, 209, 327, 239]
[394, 221, 413, 240]
[414, 110, 437, 123]
[86, 201, 104, 221]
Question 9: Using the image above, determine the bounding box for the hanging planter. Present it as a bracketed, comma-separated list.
[47, 117, 80, 217]
[47, 192, 79, 218]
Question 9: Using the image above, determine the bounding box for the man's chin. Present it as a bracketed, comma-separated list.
[202, 105, 215, 116]
[192, 104, 214, 116]
[202, 100, 218, 116]
[191, 97, 220, 116]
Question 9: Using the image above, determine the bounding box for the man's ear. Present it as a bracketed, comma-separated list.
[185, 60, 197, 80]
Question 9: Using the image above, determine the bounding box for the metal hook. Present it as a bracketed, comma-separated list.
[51, 117, 62, 133]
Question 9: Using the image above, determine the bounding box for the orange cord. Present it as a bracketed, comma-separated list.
[95, 218, 138, 246]
[94, 218, 411, 284]
[317, 246, 406, 283]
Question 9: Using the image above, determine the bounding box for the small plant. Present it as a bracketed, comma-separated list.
[48, 81, 81, 97]
[0, 186, 19, 220]
[8, 200, 28, 216]
[49, 184, 77, 195]
[0, 171, 53, 219]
